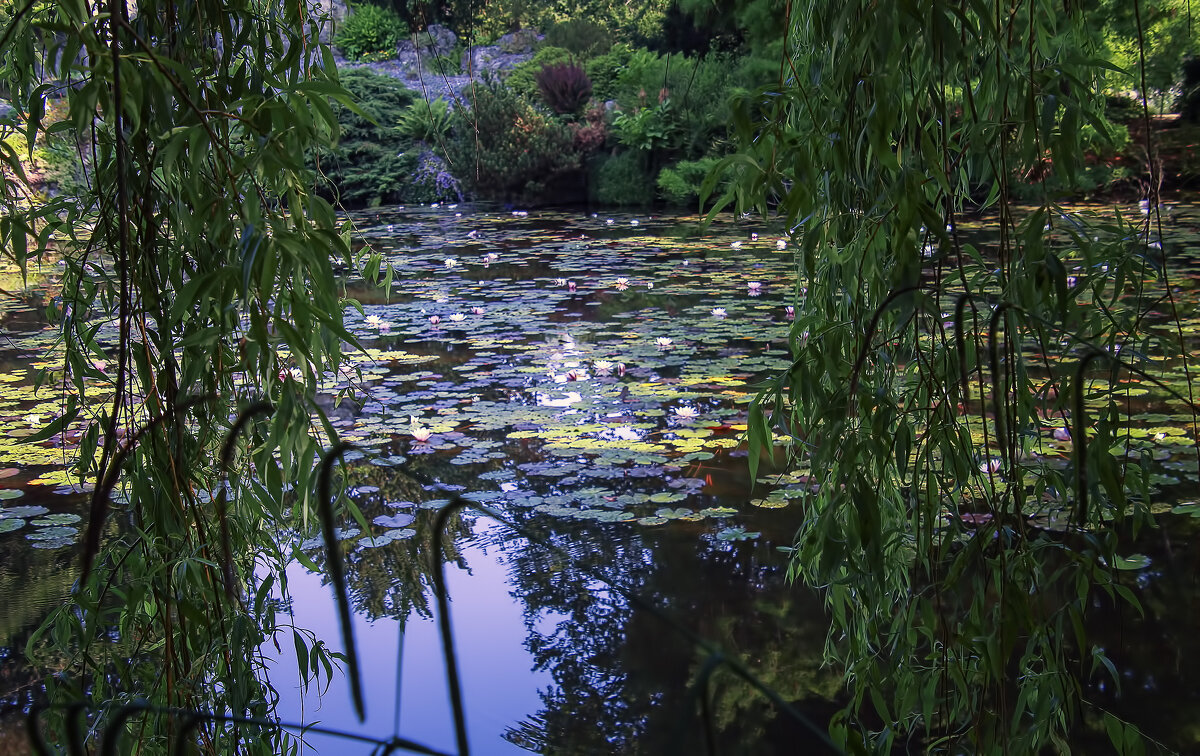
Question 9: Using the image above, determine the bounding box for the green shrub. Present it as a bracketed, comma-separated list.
[335, 4, 407, 61]
[591, 150, 653, 206]
[313, 69, 419, 206]
[585, 44, 636, 102]
[445, 77, 581, 203]
[544, 19, 612, 59]
[398, 98, 453, 144]
[608, 51, 738, 161]
[504, 46, 573, 99]
[656, 157, 721, 206]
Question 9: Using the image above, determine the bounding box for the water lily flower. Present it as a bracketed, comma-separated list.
[1066, 275, 1078, 287]
[980, 457, 1002, 474]
[1052, 427, 1071, 441]
[747, 281, 762, 291]
[566, 369, 586, 381]
[656, 337, 673, 348]
[785, 305, 795, 319]
[387, 224, 394, 232]
[750, 232, 758, 241]
[553, 277, 567, 287]
[593, 360, 614, 375]
[673, 405, 699, 420]
[449, 313, 465, 322]
[567, 281, 577, 292]
[630, 219, 639, 226]
[512, 210, 529, 217]
[615, 277, 630, 290]
[730, 240, 743, 249]
[483, 252, 499, 263]
[410, 425, 432, 442]
[429, 315, 441, 325]
[711, 307, 727, 318]
[467, 229, 480, 239]
[26, 414, 42, 427]
[444, 258, 458, 268]
[364, 314, 386, 329]
[646, 282, 653, 290]
[92, 359, 108, 372]
[776, 238, 787, 249]
[472, 306, 485, 315]
[605, 218, 614, 225]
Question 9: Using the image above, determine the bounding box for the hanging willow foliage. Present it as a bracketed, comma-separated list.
[709, 0, 1194, 751]
[1, 0, 382, 750]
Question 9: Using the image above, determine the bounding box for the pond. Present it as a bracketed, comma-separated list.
[1, 204, 1199, 752]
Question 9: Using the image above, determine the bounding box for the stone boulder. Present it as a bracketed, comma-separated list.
[397, 23, 457, 58]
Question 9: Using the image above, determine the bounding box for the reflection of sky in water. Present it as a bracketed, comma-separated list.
[268, 525, 553, 754]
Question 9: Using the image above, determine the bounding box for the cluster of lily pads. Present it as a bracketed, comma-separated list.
[5, 203, 1200, 557]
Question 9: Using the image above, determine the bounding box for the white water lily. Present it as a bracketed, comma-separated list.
[444, 258, 458, 268]
[673, 405, 699, 420]
[363, 314, 390, 329]
[730, 240, 743, 249]
[593, 360, 614, 374]
[615, 277, 630, 290]
[711, 307, 727, 318]
[483, 252, 499, 263]
[747, 281, 762, 291]
[449, 313, 466, 322]
[776, 238, 788, 249]
[656, 337, 673, 348]
[553, 277, 568, 287]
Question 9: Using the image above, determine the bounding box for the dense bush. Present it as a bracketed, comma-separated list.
[398, 98, 454, 144]
[445, 77, 582, 203]
[335, 4, 407, 61]
[504, 46, 573, 98]
[313, 69, 458, 206]
[591, 150, 653, 206]
[656, 157, 721, 206]
[536, 62, 593, 115]
[545, 19, 613, 58]
[607, 50, 737, 161]
[585, 44, 636, 101]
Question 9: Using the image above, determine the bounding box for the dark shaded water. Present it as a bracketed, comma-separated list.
[2, 204, 1200, 752]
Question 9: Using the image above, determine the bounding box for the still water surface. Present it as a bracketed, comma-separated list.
[1, 204, 1199, 752]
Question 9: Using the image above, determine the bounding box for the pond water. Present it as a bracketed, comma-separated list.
[1, 204, 1199, 752]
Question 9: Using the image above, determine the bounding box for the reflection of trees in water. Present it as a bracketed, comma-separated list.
[309, 460, 475, 625]
[325, 451, 843, 750]
[492, 513, 843, 754]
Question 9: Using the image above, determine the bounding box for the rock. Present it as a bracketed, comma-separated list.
[397, 23, 457, 58]
[494, 28, 541, 54]
[463, 45, 527, 76]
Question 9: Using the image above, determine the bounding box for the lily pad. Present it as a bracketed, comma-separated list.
[716, 526, 760, 541]
[0, 489, 25, 500]
[26, 526, 77, 541]
[373, 513, 416, 528]
[0, 518, 24, 533]
[31, 514, 82, 526]
[1, 505, 49, 519]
